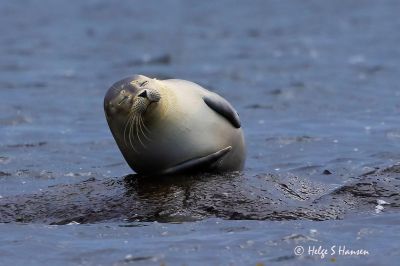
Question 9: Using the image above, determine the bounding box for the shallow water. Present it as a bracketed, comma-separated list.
[1, 0, 400, 265]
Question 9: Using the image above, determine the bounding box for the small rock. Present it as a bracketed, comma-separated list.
[323, 169, 332, 175]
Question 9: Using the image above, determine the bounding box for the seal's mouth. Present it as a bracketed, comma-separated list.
[143, 100, 159, 115]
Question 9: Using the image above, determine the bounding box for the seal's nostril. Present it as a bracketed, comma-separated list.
[138, 90, 147, 98]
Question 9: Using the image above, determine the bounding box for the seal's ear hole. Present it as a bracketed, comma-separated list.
[138, 90, 147, 98]
[106, 107, 116, 116]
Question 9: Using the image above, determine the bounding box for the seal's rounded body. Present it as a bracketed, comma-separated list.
[104, 75, 245, 175]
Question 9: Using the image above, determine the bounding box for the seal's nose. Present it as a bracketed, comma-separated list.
[138, 90, 147, 98]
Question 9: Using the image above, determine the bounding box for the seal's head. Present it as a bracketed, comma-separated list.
[104, 75, 162, 123]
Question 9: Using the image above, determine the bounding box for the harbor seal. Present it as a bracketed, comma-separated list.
[104, 75, 246, 175]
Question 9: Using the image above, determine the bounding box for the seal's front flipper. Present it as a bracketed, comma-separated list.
[159, 146, 232, 175]
[203, 94, 241, 128]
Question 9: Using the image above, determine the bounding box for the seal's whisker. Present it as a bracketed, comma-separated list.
[128, 114, 138, 153]
[123, 113, 132, 147]
[127, 114, 133, 150]
[139, 116, 151, 141]
[137, 116, 145, 140]
[135, 116, 146, 149]
[141, 117, 151, 134]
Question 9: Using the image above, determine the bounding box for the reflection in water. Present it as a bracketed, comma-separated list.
[122, 173, 239, 222]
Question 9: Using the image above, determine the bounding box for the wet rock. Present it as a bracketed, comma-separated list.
[7, 142, 47, 148]
[322, 169, 332, 175]
[2, 166, 398, 224]
[0, 171, 11, 177]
